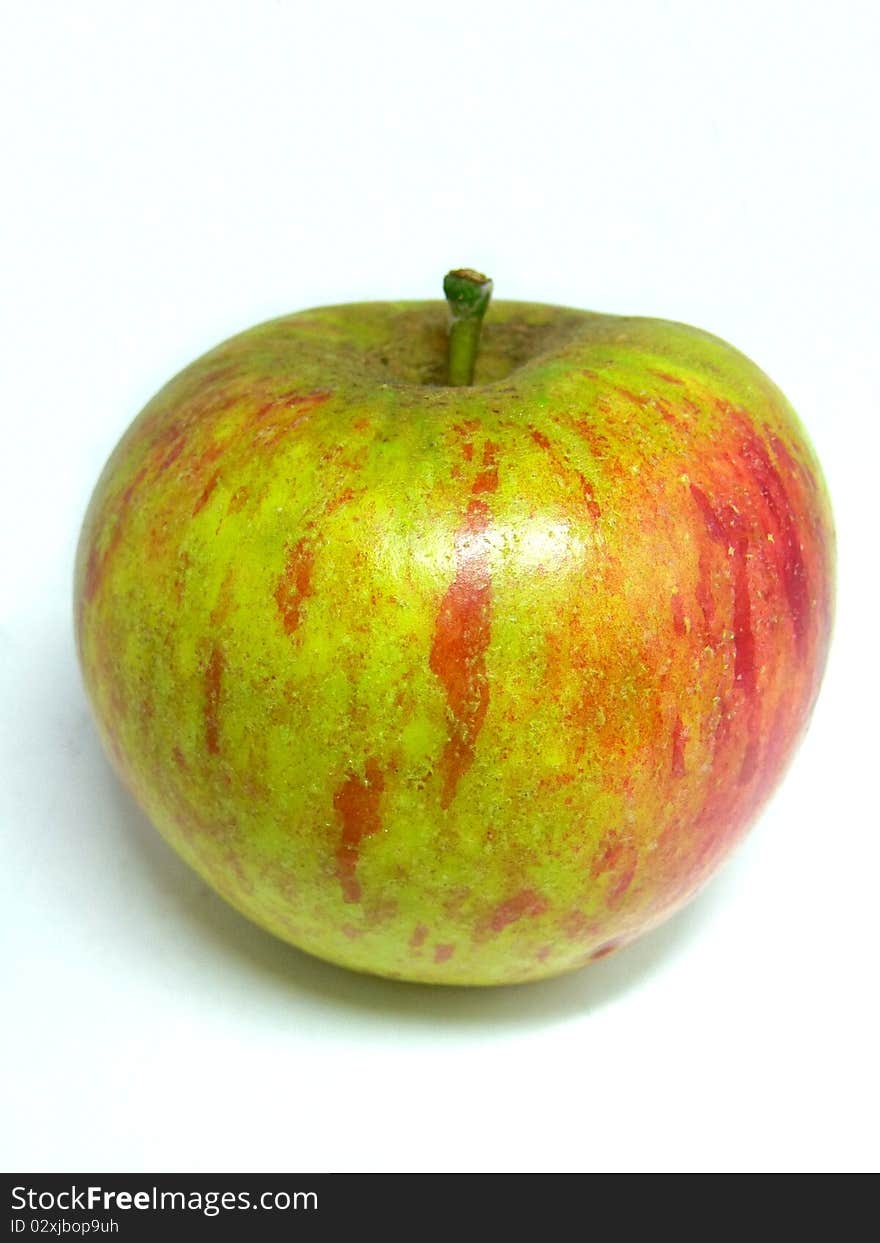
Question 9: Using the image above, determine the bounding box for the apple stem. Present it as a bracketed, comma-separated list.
[443, 268, 493, 386]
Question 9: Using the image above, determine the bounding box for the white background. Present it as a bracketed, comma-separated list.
[2, 0, 878, 1174]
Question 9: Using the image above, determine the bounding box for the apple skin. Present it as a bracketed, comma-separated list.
[75, 301, 834, 985]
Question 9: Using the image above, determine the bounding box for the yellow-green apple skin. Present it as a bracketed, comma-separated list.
[74, 301, 834, 984]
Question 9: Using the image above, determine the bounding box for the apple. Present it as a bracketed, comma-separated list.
[75, 271, 834, 985]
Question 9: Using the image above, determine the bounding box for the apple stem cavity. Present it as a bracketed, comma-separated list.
[443, 268, 493, 386]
